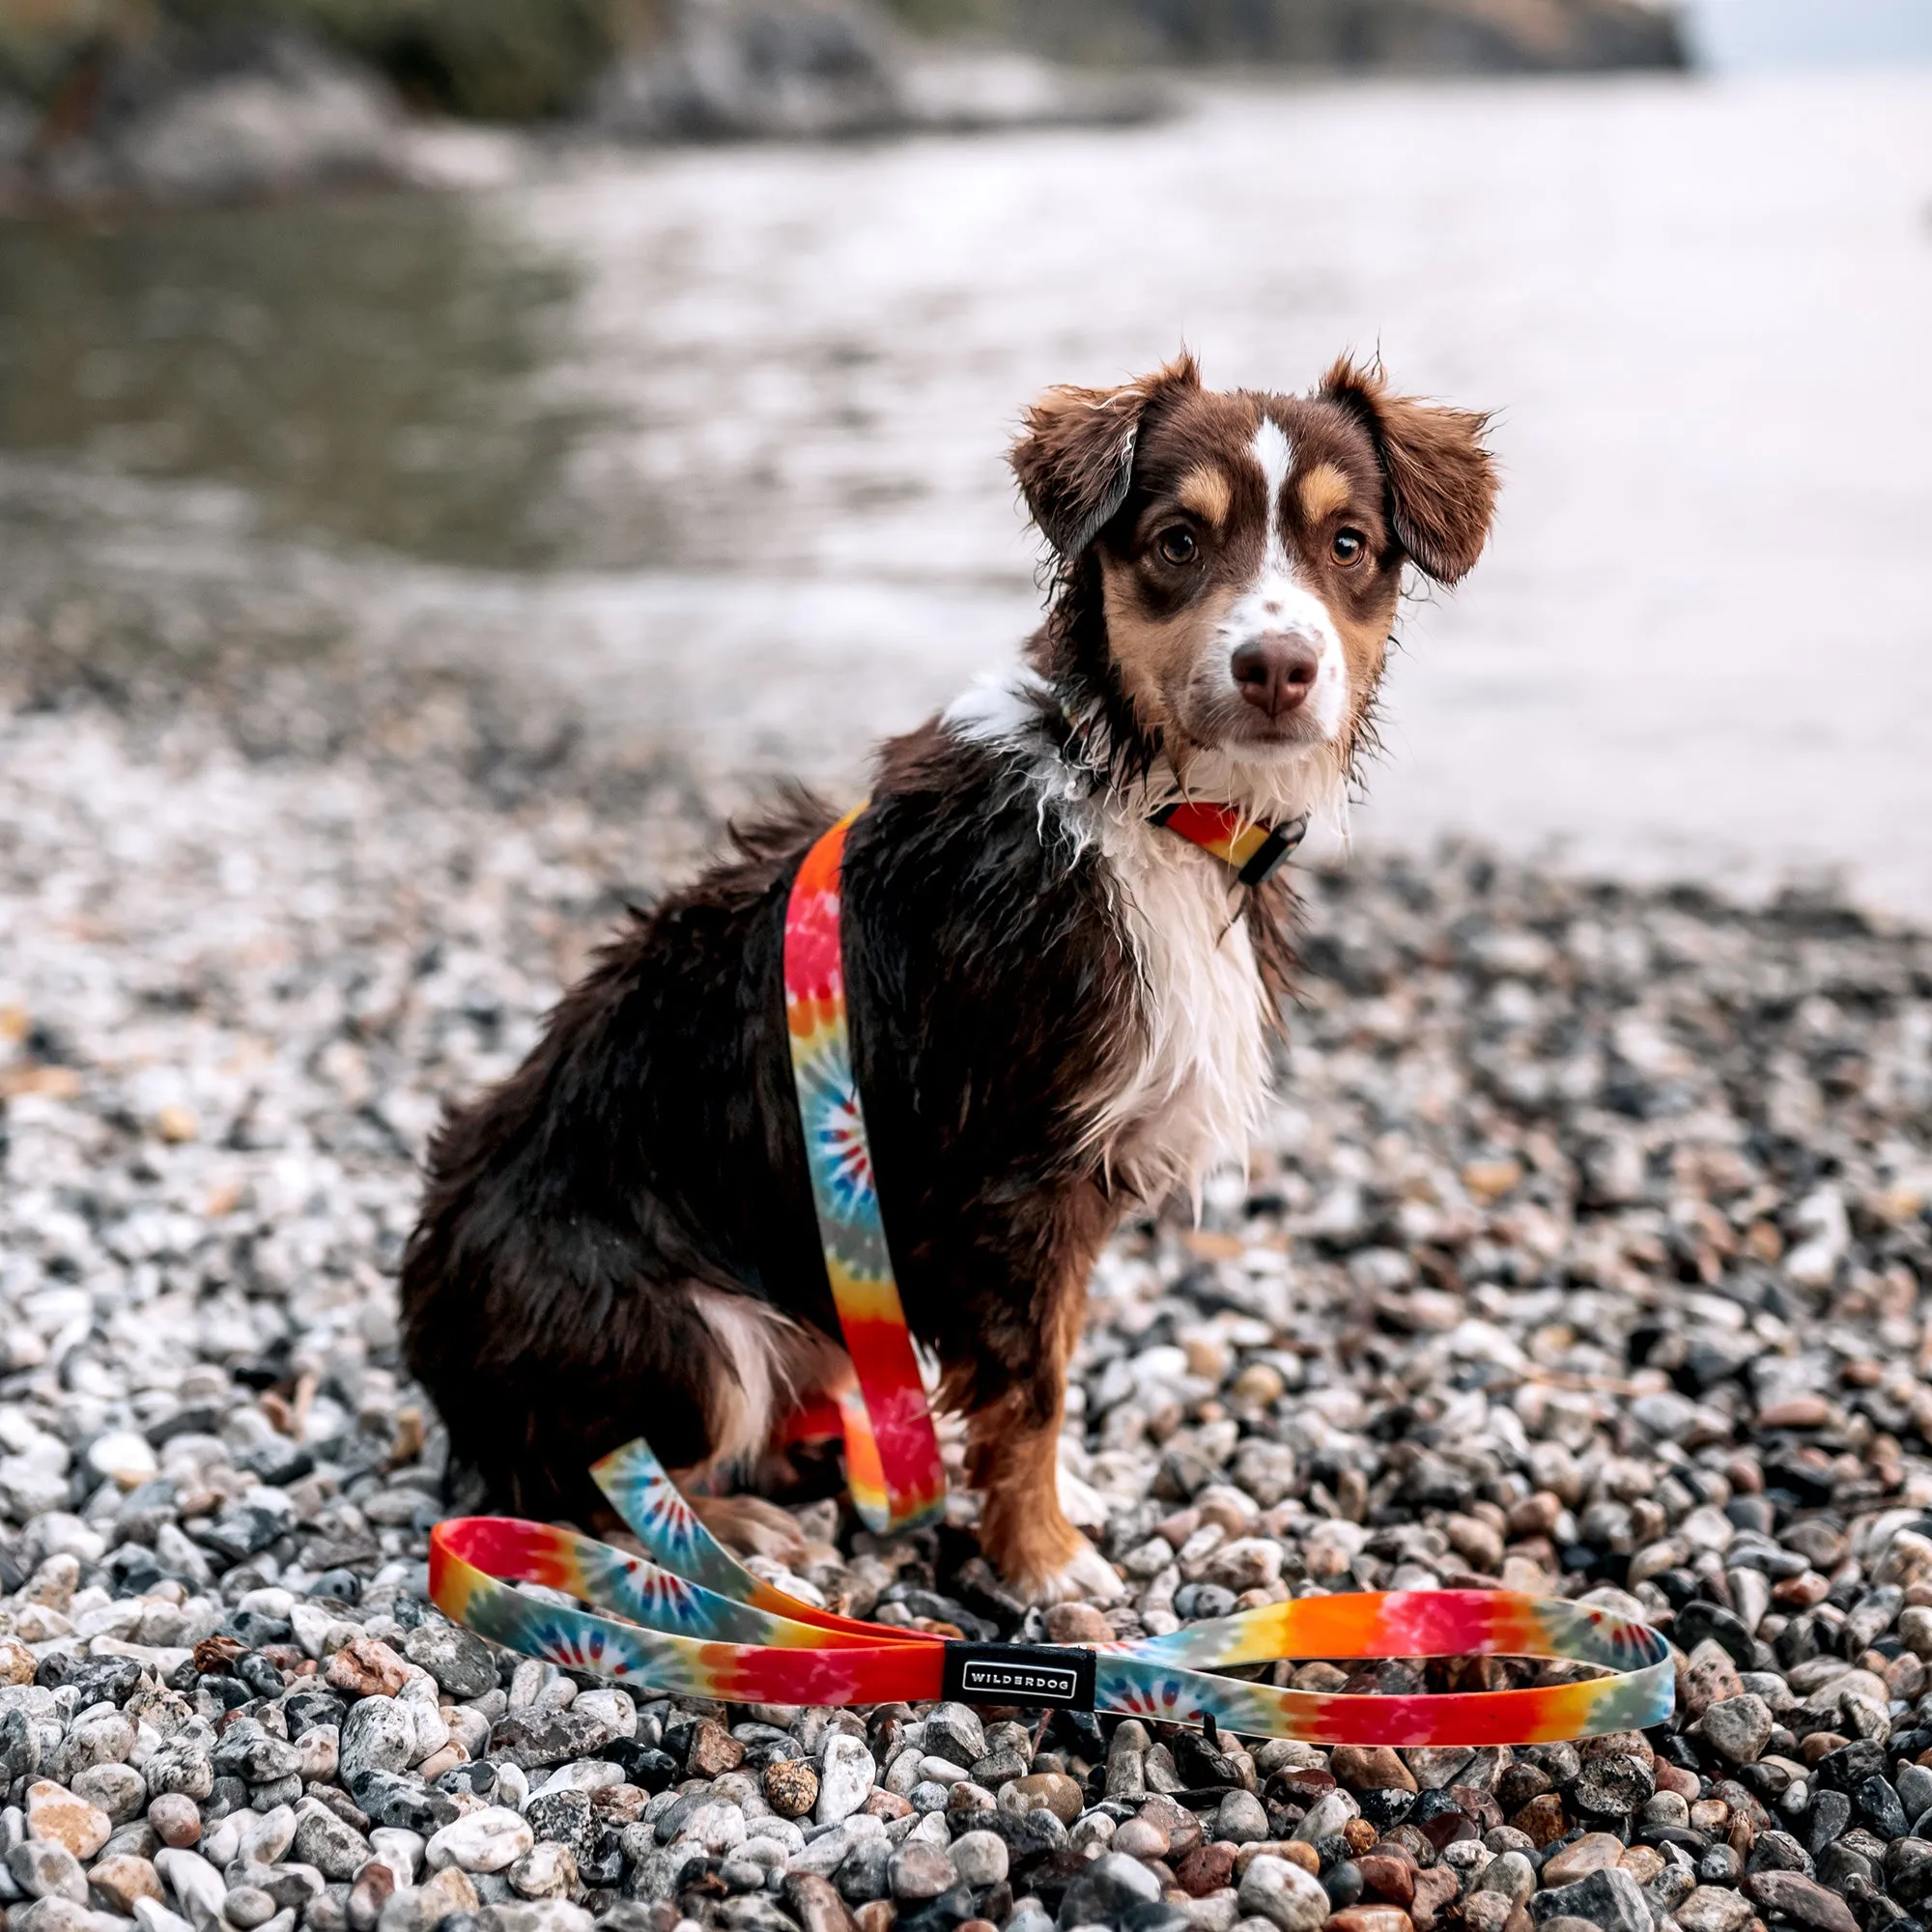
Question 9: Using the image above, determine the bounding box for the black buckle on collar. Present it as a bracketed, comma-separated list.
[1237, 813, 1310, 887]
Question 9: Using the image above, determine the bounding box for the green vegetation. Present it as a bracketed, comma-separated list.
[0, 0, 660, 122]
[0, 0, 1683, 126]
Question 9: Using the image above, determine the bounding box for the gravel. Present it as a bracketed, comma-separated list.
[6, 690, 1932, 1932]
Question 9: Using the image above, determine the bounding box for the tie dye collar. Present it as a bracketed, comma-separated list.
[1150, 799, 1309, 885]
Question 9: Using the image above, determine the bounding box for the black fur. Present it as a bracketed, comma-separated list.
[401, 720, 1139, 1522]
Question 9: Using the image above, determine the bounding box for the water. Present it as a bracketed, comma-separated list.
[3, 71, 1930, 913]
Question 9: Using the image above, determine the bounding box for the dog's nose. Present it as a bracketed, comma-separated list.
[1231, 634, 1321, 718]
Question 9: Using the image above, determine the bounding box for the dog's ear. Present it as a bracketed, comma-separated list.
[1321, 356, 1497, 583]
[1011, 354, 1201, 558]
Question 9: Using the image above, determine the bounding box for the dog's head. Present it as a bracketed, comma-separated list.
[1012, 353, 1496, 795]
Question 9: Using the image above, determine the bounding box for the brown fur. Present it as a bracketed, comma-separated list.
[1297, 460, 1353, 524]
[1178, 463, 1234, 526]
[1012, 355, 1493, 781]
[403, 354, 1495, 1603]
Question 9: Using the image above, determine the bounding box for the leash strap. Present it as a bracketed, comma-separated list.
[429, 797, 1671, 1742]
[430, 1435, 1672, 1744]
[782, 808, 946, 1536]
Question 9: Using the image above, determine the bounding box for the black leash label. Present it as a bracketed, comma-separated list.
[940, 1641, 1096, 1710]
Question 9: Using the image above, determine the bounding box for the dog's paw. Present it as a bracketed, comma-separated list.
[689, 1492, 811, 1567]
[1014, 1532, 1125, 1608]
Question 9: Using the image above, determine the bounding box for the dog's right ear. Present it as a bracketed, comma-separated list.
[1010, 354, 1200, 559]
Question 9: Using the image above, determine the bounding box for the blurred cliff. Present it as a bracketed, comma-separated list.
[0, 0, 1684, 213]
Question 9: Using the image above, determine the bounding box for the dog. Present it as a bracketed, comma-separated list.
[400, 353, 1496, 1603]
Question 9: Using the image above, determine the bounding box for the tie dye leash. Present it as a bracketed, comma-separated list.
[430, 802, 1673, 1741]
[431, 1436, 1671, 1744]
[778, 806, 947, 1536]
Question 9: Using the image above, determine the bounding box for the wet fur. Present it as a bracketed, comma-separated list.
[403, 354, 1495, 1596]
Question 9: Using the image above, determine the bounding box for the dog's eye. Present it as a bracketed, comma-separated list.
[1155, 527, 1198, 566]
[1332, 528, 1368, 565]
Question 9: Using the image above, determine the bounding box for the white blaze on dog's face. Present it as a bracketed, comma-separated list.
[1012, 355, 1498, 790]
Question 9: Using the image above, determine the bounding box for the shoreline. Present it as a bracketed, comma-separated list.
[4, 685, 1932, 1927]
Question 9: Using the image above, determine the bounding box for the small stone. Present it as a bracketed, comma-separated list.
[222, 1888, 277, 1930]
[327, 1640, 412, 1700]
[1857, 1774, 1911, 1840]
[762, 1757, 819, 1819]
[294, 1799, 375, 1882]
[922, 1705, 986, 1767]
[340, 1700, 415, 1786]
[1292, 1789, 1360, 1843]
[1236, 1852, 1330, 1931]
[1675, 1888, 1754, 1932]
[1683, 1643, 1747, 1722]
[1112, 1818, 1167, 1859]
[1357, 1853, 1416, 1910]
[155, 1848, 227, 1926]
[26, 1780, 114, 1860]
[88, 1855, 162, 1915]
[1408, 1866, 1460, 1932]
[814, 1734, 876, 1826]
[1542, 1835, 1623, 1886]
[948, 1830, 1007, 1888]
[505, 1844, 576, 1900]
[1570, 1753, 1653, 1818]
[1326, 1910, 1415, 1932]
[782, 1872, 860, 1932]
[686, 1719, 745, 1777]
[1899, 1605, 1932, 1661]
[416, 1865, 480, 1927]
[1758, 1395, 1831, 1428]
[1511, 1793, 1567, 1846]
[8, 1841, 88, 1903]
[1006, 1773, 1083, 1825]
[1698, 1694, 1773, 1766]
[889, 1841, 952, 1902]
[1177, 1843, 1238, 1896]
[1042, 1604, 1114, 1644]
[399, 1626, 497, 1702]
[1528, 1866, 1651, 1932]
[426, 1809, 533, 1876]
[145, 1746, 215, 1804]
[1057, 1849, 1161, 1927]
[351, 1862, 397, 1932]
[1742, 1871, 1858, 1932]
[1216, 1791, 1269, 1844]
[1331, 1747, 1417, 1794]
[71, 1764, 145, 1827]
[87, 1432, 160, 1483]
[147, 1797, 202, 1851]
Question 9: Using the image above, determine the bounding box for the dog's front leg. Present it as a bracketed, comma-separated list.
[955, 1191, 1123, 1606]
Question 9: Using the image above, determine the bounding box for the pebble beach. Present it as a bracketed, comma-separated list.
[6, 679, 1932, 1932]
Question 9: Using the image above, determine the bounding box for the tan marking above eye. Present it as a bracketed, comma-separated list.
[1297, 462, 1352, 524]
[1175, 465, 1233, 527]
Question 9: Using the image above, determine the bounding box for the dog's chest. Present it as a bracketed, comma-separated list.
[1086, 816, 1274, 1200]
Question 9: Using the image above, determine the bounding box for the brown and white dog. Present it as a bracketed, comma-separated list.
[400, 354, 1495, 1602]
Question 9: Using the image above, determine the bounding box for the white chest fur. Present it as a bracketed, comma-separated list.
[1083, 808, 1274, 1206]
[942, 669, 1282, 1208]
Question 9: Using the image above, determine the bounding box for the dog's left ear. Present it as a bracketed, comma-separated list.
[1321, 357, 1497, 584]
[1010, 354, 1201, 559]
